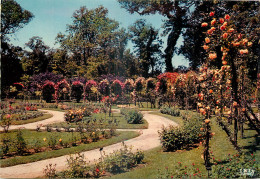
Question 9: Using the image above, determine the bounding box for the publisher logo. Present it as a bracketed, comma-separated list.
[240, 169, 255, 177]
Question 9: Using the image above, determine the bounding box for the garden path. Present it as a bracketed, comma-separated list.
[0, 110, 178, 178]
[0, 110, 65, 131]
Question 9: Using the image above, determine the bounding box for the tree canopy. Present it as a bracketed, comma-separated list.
[1, 0, 34, 39]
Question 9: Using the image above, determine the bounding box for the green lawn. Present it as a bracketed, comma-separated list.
[11, 113, 53, 125]
[0, 130, 139, 167]
[111, 113, 259, 178]
[151, 111, 184, 126]
[49, 112, 148, 129]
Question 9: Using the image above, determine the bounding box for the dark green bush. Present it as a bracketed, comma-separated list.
[160, 106, 180, 117]
[102, 143, 144, 174]
[124, 109, 143, 124]
[121, 108, 143, 124]
[61, 153, 90, 178]
[14, 130, 27, 155]
[158, 114, 203, 151]
[1, 135, 11, 156]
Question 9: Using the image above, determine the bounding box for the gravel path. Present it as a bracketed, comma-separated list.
[0, 110, 65, 131]
[0, 111, 178, 178]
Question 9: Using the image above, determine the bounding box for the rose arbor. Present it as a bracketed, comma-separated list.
[71, 81, 84, 103]
[199, 11, 259, 171]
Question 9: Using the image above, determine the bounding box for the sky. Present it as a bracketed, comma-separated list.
[9, 0, 189, 68]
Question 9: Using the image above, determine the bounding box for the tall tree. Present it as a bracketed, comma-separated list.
[1, 0, 33, 97]
[118, 0, 195, 72]
[22, 36, 50, 75]
[1, 0, 33, 40]
[56, 6, 130, 78]
[129, 19, 162, 77]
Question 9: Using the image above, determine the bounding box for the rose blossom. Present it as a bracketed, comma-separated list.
[210, 11, 215, 16]
[209, 53, 217, 60]
[211, 19, 216, 26]
[224, 14, 230, 20]
[203, 45, 209, 50]
[205, 37, 210, 43]
[219, 18, 224, 24]
[223, 33, 228, 38]
[201, 22, 208, 27]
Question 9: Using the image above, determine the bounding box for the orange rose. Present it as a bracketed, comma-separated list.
[233, 101, 238, 107]
[211, 19, 216, 26]
[209, 89, 213, 94]
[210, 27, 216, 31]
[203, 45, 209, 50]
[223, 22, 228, 26]
[242, 38, 248, 45]
[205, 119, 211, 124]
[210, 11, 215, 16]
[223, 33, 228, 38]
[205, 37, 210, 43]
[222, 61, 228, 65]
[224, 14, 230, 20]
[239, 49, 248, 55]
[209, 53, 217, 60]
[201, 22, 208, 27]
[232, 42, 240, 47]
[219, 18, 224, 24]
[207, 29, 213, 34]
[228, 28, 234, 33]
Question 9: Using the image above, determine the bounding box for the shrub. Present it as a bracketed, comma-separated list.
[48, 134, 57, 150]
[61, 153, 91, 178]
[1, 135, 11, 156]
[101, 143, 144, 174]
[160, 106, 180, 117]
[64, 108, 91, 123]
[122, 109, 143, 124]
[32, 139, 42, 153]
[159, 114, 203, 151]
[43, 163, 57, 178]
[0, 114, 13, 133]
[14, 130, 27, 155]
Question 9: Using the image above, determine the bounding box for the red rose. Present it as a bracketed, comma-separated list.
[210, 11, 215, 16]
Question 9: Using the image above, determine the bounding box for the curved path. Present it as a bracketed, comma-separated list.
[0, 110, 65, 131]
[0, 111, 178, 178]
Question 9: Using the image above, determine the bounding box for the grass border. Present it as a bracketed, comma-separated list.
[11, 113, 53, 125]
[0, 131, 139, 168]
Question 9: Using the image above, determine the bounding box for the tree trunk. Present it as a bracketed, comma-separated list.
[164, 20, 183, 72]
[230, 50, 239, 146]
